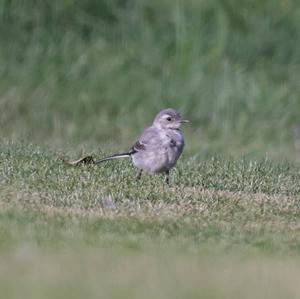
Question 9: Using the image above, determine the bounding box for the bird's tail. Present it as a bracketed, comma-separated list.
[94, 152, 131, 164]
[66, 152, 132, 166]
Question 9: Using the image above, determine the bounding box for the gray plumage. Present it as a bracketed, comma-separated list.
[70, 108, 188, 184]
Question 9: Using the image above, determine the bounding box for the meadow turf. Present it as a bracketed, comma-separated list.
[1, 142, 300, 298]
[1, 0, 300, 298]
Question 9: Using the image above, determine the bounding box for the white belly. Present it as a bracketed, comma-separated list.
[132, 130, 184, 173]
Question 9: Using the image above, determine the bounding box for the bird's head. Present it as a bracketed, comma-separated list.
[153, 108, 189, 130]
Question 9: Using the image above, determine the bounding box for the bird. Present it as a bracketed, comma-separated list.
[68, 108, 188, 184]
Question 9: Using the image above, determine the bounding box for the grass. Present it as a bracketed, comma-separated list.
[2, 243, 300, 299]
[1, 0, 300, 297]
[1, 142, 300, 298]
[1, 0, 300, 159]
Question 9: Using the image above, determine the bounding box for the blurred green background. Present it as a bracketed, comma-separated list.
[1, 0, 300, 159]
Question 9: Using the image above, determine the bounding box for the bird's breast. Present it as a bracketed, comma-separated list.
[163, 130, 184, 163]
[165, 130, 184, 149]
[132, 128, 184, 173]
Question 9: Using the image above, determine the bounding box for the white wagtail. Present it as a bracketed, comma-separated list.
[69, 108, 188, 184]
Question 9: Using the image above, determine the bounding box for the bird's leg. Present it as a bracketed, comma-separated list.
[136, 169, 143, 181]
[165, 170, 170, 185]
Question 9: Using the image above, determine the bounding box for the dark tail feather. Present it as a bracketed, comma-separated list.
[94, 152, 131, 164]
[66, 155, 95, 166]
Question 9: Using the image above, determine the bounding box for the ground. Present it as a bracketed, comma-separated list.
[1, 143, 300, 298]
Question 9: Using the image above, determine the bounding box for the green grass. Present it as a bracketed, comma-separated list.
[1, 142, 300, 298]
[1, 0, 300, 297]
[1, 0, 300, 159]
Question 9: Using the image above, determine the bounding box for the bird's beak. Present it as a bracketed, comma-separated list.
[179, 119, 189, 123]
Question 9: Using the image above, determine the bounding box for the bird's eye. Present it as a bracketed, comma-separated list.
[166, 117, 172, 121]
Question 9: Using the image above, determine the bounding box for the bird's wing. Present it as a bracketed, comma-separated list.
[131, 126, 161, 153]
